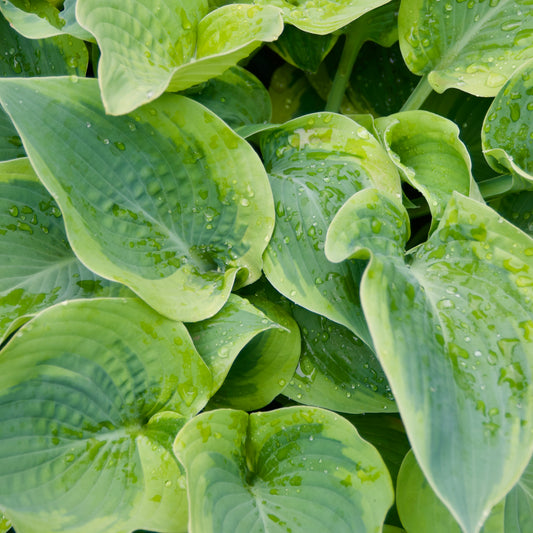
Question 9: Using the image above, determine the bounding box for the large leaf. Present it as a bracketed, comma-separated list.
[255, 0, 392, 35]
[261, 112, 400, 344]
[76, 1, 283, 115]
[0, 297, 213, 533]
[283, 303, 396, 413]
[326, 189, 533, 533]
[399, 0, 533, 96]
[174, 406, 394, 533]
[0, 158, 129, 342]
[492, 191, 533, 237]
[0, 77, 274, 322]
[482, 60, 533, 185]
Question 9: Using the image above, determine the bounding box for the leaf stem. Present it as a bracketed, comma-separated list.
[400, 76, 433, 112]
[325, 29, 365, 113]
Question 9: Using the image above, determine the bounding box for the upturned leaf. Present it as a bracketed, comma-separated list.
[0, 77, 274, 322]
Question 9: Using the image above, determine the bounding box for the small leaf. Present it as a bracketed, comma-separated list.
[0, 297, 212, 533]
[0, 77, 274, 322]
[326, 189, 533, 533]
[0, 158, 129, 342]
[482, 60, 533, 184]
[256, 0, 392, 35]
[174, 406, 394, 533]
[399, 0, 533, 96]
[77, 1, 283, 115]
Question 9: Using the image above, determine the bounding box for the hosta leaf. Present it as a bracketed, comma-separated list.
[399, 0, 533, 96]
[186, 293, 280, 394]
[482, 60, 533, 184]
[261, 112, 400, 344]
[0, 158, 129, 343]
[0, 111, 23, 163]
[503, 454, 533, 531]
[182, 66, 271, 130]
[397, 450, 506, 533]
[77, 1, 283, 115]
[0, 298, 213, 533]
[174, 406, 394, 533]
[0, 513, 9, 533]
[255, 0, 392, 35]
[209, 295, 300, 411]
[326, 189, 533, 533]
[375, 110, 481, 230]
[492, 191, 533, 237]
[0, 77, 274, 322]
[283, 304, 396, 414]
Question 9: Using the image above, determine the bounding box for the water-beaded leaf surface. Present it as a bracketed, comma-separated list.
[261, 112, 400, 345]
[0, 76, 274, 322]
[0, 298, 213, 533]
[482, 60, 533, 184]
[399, 0, 533, 96]
[326, 189, 533, 533]
[0, 158, 129, 342]
[174, 406, 394, 533]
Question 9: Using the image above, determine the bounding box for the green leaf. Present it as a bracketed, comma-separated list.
[0, 158, 129, 342]
[326, 189, 533, 533]
[186, 293, 280, 394]
[76, 1, 283, 115]
[0, 297, 213, 533]
[397, 450, 506, 533]
[0, 110, 23, 163]
[399, 0, 533, 96]
[0, 512, 10, 533]
[492, 191, 533, 237]
[482, 60, 533, 184]
[0, 77, 274, 322]
[261, 112, 400, 343]
[174, 406, 394, 533]
[209, 295, 300, 411]
[503, 454, 533, 531]
[255, 0, 392, 35]
[283, 303, 396, 413]
[182, 66, 271, 129]
[375, 110, 481, 230]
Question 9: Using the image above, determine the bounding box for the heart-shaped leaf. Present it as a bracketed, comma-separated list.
[174, 406, 394, 533]
[326, 189, 533, 533]
[283, 303, 396, 413]
[399, 0, 533, 96]
[0, 77, 274, 322]
[482, 60, 533, 185]
[0, 297, 213, 533]
[261, 112, 400, 343]
[77, 1, 283, 115]
[0, 158, 129, 342]
[255, 0, 392, 35]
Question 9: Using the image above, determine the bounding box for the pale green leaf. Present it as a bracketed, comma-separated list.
[283, 304, 396, 413]
[375, 110, 481, 230]
[0, 297, 213, 533]
[262, 113, 400, 343]
[255, 0, 392, 35]
[0, 158, 129, 343]
[182, 66, 271, 129]
[0, 77, 274, 322]
[399, 0, 533, 96]
[482, 60, 533, 184]
[209, 295, 300, 411]
[326, 189, 533, 533]
[174, 406, 394, 533]
[503, 455, 533, 531]
[76, 1, 283, 115]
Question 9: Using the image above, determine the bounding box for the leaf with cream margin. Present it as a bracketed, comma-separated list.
[0, 77, 274, 322]
[399, 0, 533, 97]
[255, 0, 392, 35]
[0, 297, 213, 533]
[261, 112, 400, 345]
[174, 406, 394, 533]
[326, 188, 533, 533]
[482, 59, 533, 186]
[0, 158, 130, 343]
[375, 110, 482, 231]
[76, 0, 283, 115]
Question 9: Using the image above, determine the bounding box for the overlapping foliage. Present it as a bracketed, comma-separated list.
[0, 1, 532, 532]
